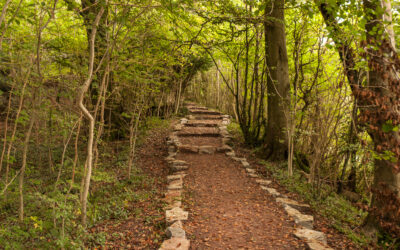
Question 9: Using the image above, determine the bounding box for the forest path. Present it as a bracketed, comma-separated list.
[160, 104, 332, 250]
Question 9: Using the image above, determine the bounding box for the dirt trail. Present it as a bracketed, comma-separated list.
[177, 104, 304, 249]
[160, 104, 333, 250]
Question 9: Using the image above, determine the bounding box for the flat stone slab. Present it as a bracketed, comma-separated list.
[216, 145, 233, 153]
[294, 228, 328, 246]
[168, 146, 177, 153]
[165, 156, 175, 163]
[185, 122, 219, 127]
[263, 187, 281, 197]
[166, 221, 186, 238]
[246, 168, 257, 174]
[307, 241, 333, 250]
[190, 110, 221, 115]
[178, 145, 199, 153]
[168, 179, 183, 190]
[194, 116, 223, 120]
[168, 152, 177, 158]
[170, 160, 188, 171]
[199, 145, 216, 154]
[241, 160, 250, 167]
[174, 124, 183, 131]
[255, 179, 272, 186]
[222, 138, 233, 146]
[284, 205, 314, 229]
[167, 174, 183, 182]
[166, 207, 188, 223]
[248, 173, 259, 178]
[232, 157, 246, 162]
[159, 237, 190, 250]
[225, 151, 235, 157]
[220, 130, 230, 137]
[276, 197, 310, 210]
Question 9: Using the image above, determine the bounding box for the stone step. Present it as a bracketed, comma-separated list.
[159, 237, 190, 250]
[178, 132, 220, 137]
[194, 116, 223, 120]
[190, 110, 222, 115]
[185, 122, 219, 127]
[187, 106, 207, 110]
[177, 144, 233, 154]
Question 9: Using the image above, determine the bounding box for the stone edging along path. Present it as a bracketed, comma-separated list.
[159, 104, 333, 250]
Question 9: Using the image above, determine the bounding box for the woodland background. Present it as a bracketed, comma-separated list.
[0, 0, 400, 248]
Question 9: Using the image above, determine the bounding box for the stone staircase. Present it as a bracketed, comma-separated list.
[159, 103, 332, 250]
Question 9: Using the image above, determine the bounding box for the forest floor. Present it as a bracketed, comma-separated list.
[90, 104, 361, 249]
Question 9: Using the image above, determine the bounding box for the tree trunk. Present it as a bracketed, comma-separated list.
[318, 0, 400, 237]
[19, 117, 34, 222]
[263, 0, 290, 160]
[361, 0, 400, 237]
[79, 6, 105, 227]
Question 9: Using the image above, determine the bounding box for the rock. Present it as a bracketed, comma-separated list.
[284, 205, 314, 229]
[179, 145, 199, 153]
[276, 197, 310, 210]
[174, 124, 183, 131]
[222, 120, 230, 125]
[170, 160, 188, 171]
[255, 179, 271, 186]
[294, 228, 327, 245]
[306, 241, 333, 250]
[199, 146, 216, 154]
[248, 173, 259, 178]
[166, 207, 189, 223]
[225, 151, 235, 157]
[180, 118, 188, 124]
[170, 165, 188, 171]
[246, 168, 256, 174]
[166, 221, 186, 238]
[232, 157, 246, 162]
[165, 156, 175, 163]
[167, 174, 183, 182]
[168, 146, 177, 153]
[222, 115, 230, 119]
[168, 179, 183, 190]
[241, 160, 250, 167]
[168, 152, 177, 158]
[219, 126, 227, 130]
[262, 187, 281, 197]
[159, 238, 190, 250]
[220, 130, 230, 137]
[217, 145, 233, 153]
[222, 138, 233, 146]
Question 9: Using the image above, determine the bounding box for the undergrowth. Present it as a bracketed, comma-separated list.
[0, 116, 170, 249]
[227, 121, 370, 248]
[260, 161, 369, 247]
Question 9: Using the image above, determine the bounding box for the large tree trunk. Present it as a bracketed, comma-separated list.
[317, 0, 400, 237]
[263, 0, 290, 160]
[361, 0, 400, 237]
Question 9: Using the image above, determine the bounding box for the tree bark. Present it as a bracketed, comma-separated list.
[263, 0, 290, 160]
[317, 0, 400, 237]
[19, 117, 34, 222]
[79, 6, 105, 227]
